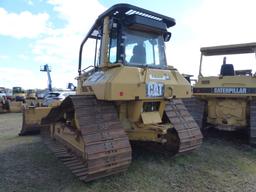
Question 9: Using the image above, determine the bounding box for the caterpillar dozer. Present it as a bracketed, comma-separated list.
[184, 42, 256, 145]
[39, 4, 202, 182]
[26, 89, 37, 100]
[10, 86, 26, 112]
[0, 87, 24, 113]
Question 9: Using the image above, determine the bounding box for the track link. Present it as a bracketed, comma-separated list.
[165, 99, 203, 153]
[42, 95, 132, 182]
[182, 97, 205, 130]
[250, 100, 256, 146]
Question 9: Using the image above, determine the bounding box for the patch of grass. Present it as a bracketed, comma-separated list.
[1, 113, 256, 191]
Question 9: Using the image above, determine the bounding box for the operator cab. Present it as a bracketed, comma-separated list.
[78, 4, 175, 74]
[109, 26, 168, 68]
[122, 29, 167, 68]
[108, 12, 173, 69]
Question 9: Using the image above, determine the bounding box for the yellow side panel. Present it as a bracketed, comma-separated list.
[127, 101, 143, 122]
[141, 112, 162, 124]
[207, 99, 247, 127]
[84, 66, 192, 100]
[194, 76, 256, 97]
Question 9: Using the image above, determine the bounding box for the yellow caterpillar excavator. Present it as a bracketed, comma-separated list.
[184, 42, 256, 145]
[33, 4, 202, 182]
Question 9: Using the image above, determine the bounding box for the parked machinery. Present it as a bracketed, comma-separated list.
[184, 42, 256, 145]
[0, 87, 8, 113]
[28, 4, 202, 182]
[26, 89, 37, 100]
[0, 87, 24, 113]
[13, 87, 26, 102]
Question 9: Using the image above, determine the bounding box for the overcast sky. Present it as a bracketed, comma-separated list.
[0, 0, 256, 89]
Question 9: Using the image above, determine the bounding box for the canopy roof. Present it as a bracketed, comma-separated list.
[78, 3, 176, 74]
[87, 3, 176, 39]
[201, 42, 256, 56]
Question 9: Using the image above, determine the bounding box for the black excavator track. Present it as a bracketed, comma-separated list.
[41, 95, 132, 182]
[166, 99, 203, 153]
[41, 96, 202, 182]
[250, 100, 256, 146]
[182, 97, 206, 130]
[138, 99, 203, 155]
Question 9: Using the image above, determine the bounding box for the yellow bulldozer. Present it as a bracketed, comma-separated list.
[0, 87, 24, 113]
[25, 4, 202, 182]
[13, 86, 26, 102]
[11, 86, 26, 112]
[26, 89, 37, 100]
[184, 42, 256, 145]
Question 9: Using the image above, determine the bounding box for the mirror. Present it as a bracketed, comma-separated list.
[163, 32, 172, 42]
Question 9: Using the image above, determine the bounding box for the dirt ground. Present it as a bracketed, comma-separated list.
[1, 113, 256, 192]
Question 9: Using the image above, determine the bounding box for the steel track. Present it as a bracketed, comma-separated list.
[42, 95, 132, 182]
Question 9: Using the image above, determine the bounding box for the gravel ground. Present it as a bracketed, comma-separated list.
[1, 113, 256, 192]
